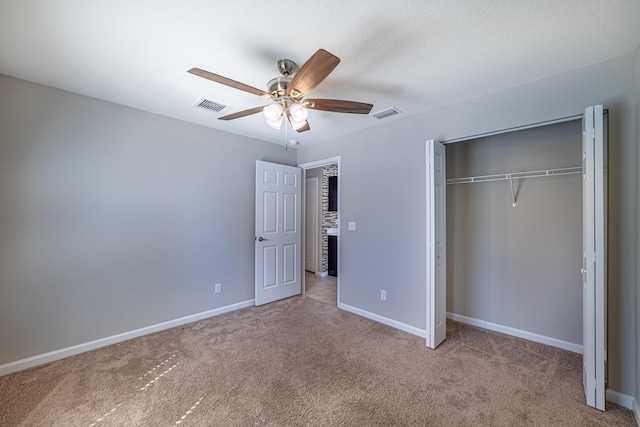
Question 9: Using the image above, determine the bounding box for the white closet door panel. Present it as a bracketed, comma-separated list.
[426, 139, 447, 349]
[582, 104, 606, 411]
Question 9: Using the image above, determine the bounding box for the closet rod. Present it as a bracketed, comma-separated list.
[446, 166, 582, 185]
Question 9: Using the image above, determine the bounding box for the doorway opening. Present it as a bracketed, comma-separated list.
[299, 157, 341, 307]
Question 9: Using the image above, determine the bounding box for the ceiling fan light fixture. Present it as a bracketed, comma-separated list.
[189, 49, 370, 141]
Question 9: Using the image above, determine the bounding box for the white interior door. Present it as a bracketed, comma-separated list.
[426, 139, 447, 349]
[255, 161, 302, 306]
[305, 176, 319, 272]
[582, 104, 606, 410]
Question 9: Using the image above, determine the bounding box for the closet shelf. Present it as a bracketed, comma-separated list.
[446, 166, 582, 185]
[447, 166, 582, 208]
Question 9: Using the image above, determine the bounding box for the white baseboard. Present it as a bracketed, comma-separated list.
[446, 312, 583, 354]
[338, 303, 427, 338]
[605, 389, 634, 409]
[606, 389, 638, 415]
[0, 299, 255, 377]
[315, 271, 328, 277]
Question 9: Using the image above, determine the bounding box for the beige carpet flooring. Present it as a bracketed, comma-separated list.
[0, 294, 635, 426]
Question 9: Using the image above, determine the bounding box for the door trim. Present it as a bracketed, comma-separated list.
[305, 175, 320, 273]
[442, 114, 584, 144]
[298, 157, 341, 307]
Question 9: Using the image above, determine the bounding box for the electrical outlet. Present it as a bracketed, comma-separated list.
[380, 290, 387, 301]
[214, 283, 221, 294]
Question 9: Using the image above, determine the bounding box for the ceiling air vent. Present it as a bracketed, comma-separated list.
[372, 107, 402, 120]
[193, 97, 228, 113]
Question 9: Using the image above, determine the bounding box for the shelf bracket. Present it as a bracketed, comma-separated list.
[508, 174, 517, 207]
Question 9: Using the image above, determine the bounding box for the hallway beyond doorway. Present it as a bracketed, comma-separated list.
[304, 271, 336, 305]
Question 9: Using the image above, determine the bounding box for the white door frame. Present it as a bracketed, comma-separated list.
[298, 156, 341, 306]
[305, 175, 320, 273]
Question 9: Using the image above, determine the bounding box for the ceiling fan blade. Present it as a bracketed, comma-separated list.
[304, 99, 373, 114]
[295, 121, 310, 133]
[218, 105, 267, 121]
[188, 68, 272, 99]
[286, 49, 340, 98]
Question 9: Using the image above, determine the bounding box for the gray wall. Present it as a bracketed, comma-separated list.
[0, 74, 296, 365]
[446, 121, 582, 345]
[297, 55, 636, 397]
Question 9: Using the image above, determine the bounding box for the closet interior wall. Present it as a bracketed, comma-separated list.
[446, 120, 583, 348]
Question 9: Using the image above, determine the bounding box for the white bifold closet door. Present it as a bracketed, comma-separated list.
[426, 139, 447, 349]
[582, 104, 606, 411]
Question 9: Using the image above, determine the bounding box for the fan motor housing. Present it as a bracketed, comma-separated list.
[277, 59, 297, 77]
[267, 77, 292, 97]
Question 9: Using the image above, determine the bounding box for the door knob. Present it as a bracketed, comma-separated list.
[258, 236, 268, 241]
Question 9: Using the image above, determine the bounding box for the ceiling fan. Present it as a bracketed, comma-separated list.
[188, 49, 373, 134]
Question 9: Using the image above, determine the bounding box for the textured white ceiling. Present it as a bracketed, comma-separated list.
[1, 0, 639, 147]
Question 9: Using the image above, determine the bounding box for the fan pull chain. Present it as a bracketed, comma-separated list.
[284, 117, 289, 151]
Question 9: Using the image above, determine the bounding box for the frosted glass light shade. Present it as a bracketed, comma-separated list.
[266, 116, 283, 129]
[289, 103, 309, 122]
[263, 104, 283, 122]
[288, 103, 309, 130]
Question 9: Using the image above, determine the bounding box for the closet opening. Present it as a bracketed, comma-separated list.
[429, 106, 608, 409]
[445, 118, 585, 353]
